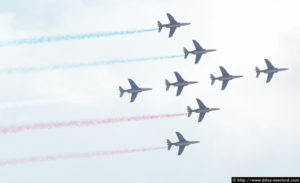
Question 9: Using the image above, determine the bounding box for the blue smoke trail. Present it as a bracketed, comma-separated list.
[0, 55, 183, 74]
[0, 28, 157, 47]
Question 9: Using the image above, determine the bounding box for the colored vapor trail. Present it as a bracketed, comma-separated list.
[0, 55, 183, 74]
[0, 113, 186, 134]
[0, 146, 167, 166]
[0, 28, 157, 47]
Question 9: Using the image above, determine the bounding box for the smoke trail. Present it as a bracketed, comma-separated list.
[0, 28, 157, 47]
[0, 55, 183, 75]
[0, 146, 166, 166]
[0, 113, 186, 134]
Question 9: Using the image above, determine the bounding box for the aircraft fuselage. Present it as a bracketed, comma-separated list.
[261, 68, 288, 74]
[173, 141, 200, 146]
[190, 49, 216, 55]
[163, 22, 190, 28]
[171, 81, 198, 87]
[125, 88, 152, 93]
[192, 107, 220, 113]
[215, 75, 243, 81]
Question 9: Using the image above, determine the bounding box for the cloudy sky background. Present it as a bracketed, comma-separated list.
[0, 0, 299, 182]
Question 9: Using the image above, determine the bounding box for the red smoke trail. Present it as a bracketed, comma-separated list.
[0, 113, 186, 134]
[0, 146, 167, 166]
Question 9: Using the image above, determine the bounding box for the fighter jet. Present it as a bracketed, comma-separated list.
[119, 79, 152, 103]
[255, 59, 288, 83]
[167, 132, 199, 156]
[210, 66, 243, 90]
[183, 40, 216, 64]
[187, 98, 220, 122]
[158, 13, 191, 38]
[165, 72, 198, 96]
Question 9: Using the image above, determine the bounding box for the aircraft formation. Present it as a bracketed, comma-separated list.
[119, 13, 288, 156]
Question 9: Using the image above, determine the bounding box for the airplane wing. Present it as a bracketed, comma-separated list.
[198, 112, 206, 122]
[195, 54, 202, 64]
[178, 145, 185, 156]
[176, 132, 186, 142]
[128, 79, 139, 89]
[192, 40, 203, 50]
[167, 13, 177, 24]
[219, 66, 230, 77]
[266, 73, 274, 83]
[221, 80, 229, 90]
[130, 93, 138, 103]
[176, 86, 184, 96]
[169, 27, 176, 38]
[196, 98, 207, 109]
[265, 59, 275, 69]
[174, 72, 184, 82]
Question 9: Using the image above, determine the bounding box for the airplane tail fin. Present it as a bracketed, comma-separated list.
[158, 21, 163, 32]
[167, 139, 172, 150]
[183, 48, 189, 59]
[119, 86, 124, 97]
[210, 74, 216, 85]
[187, 106, 192, 117]
[165, 79, 171, 91]
[255, 67, 261, 78]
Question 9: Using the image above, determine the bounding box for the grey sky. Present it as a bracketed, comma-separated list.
[0, 0, 299, 182]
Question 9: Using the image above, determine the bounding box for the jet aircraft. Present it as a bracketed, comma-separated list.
[167, 132, 199, 156]
[187, 98, 220, 122]
[165, 72, 198, 96]
[210, 66, 243, 90]
[119, 79, 152, 103]
[158, 13, 191, 38]
[183, 40, 216, 64]
[255, 59, 288, 83]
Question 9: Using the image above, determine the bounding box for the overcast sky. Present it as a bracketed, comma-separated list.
[0, 0, 299, 182]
